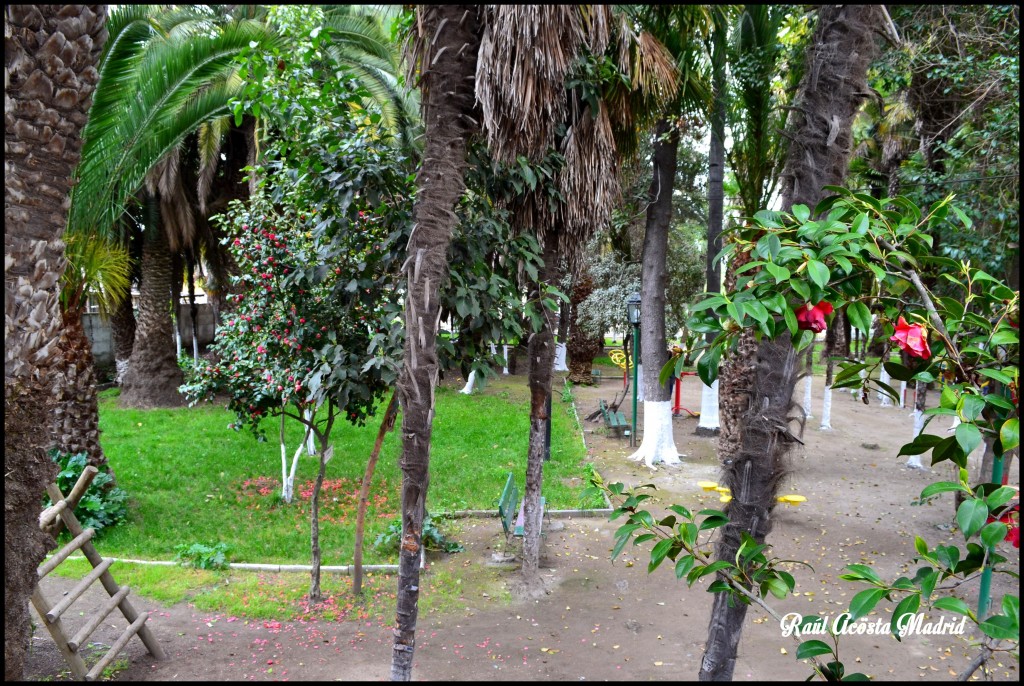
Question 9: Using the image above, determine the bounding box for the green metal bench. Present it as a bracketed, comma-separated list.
[497, 472, 546, 540]
[599, 399, 629, 438]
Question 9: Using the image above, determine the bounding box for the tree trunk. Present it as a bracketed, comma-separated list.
[354, 393, 399, 596]
[630, 118, 681, 469]
[701, 6, 882, 680]
[522, 242, 560, 582]
[110, 289, 136, 384]
[309, 446, 327, 603]
[4, 5, 106, 679]
[696, 11, 728, 438]
[119, 219, 185, 408]
[699, 337, 804, 680]
[717, 250, 758, 462]
[565, 270, 601, 385]
[391, 6, 479, 680]
[51, 307, 112, 477]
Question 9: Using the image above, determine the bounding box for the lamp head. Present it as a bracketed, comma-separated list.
[626, 292, 641, 326]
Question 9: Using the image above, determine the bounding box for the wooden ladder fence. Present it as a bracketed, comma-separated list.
[33, 465, 166, 680]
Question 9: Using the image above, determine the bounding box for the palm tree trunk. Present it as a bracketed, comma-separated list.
[701, 6, 882, 680]
[699, 336, 804, 680]
[631, 118, 681, 468]
[4, 5, 107, 679]
[110, 290, 136, 384]
[119, 221, 185, 408]
[51, 307, 113, 476]
[391, 6, 480, 680]
[565, 270, 602, 385]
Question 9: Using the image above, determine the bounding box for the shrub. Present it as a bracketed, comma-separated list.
[174, 542, 231, 570]
[45, 450, 128, 534]
[373, 511, 464, 554]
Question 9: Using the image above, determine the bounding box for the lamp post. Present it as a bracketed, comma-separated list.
[626, 292, 641, 447]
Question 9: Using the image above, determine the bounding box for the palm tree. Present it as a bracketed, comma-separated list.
[392, 6, 481, 679]
[717, 4, 799, 463]
[5, 5, 107, 679]
[391, 5, 675, 678]
[699, 6, 888, 681]
[52, 233, 132, 472]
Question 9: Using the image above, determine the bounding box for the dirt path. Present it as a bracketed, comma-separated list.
[27, 369, 1018, 681]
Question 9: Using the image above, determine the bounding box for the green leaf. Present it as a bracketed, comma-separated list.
[762, 576, 789, 600]
[932, 597, 973, 618]
[954, 422, 982, 456]
[792, 204, 811, 223]
[697, 345, 723, 387]
[914, 536, 928, 556]
[978, 615, 1018, 641]
[990, 329, 1019, 345]
[846, 301, 871, 337]
[765, 262, 790, 284]
[848, 588, 886, 620]
[807, 260, 830, 289]
[986, 486, 1016, 510]
[883, 361, 915, 382]
[976, 368, 1014, 385]
[956, 498, 989, 539]
[783, 307, 798, 336]
[980, 522, 1008, 548]
[851, 212, 869, 234]
[891, 594, 921, 640]
[796, 640, 833, 660]
[842, 563, 881, 584]
[648, 538, 674, 573]
[674, 555, 696, 580]
[1000, 418, 1019, 452]
[957, 394, 986, 422]
[920, 481, 970, 499]
[790, 279, 810, 302]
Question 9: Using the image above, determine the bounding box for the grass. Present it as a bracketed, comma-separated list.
[49, 555, 494, 623]
[91, 375, 597, 568]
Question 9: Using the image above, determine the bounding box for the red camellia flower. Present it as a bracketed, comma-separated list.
[890, 316, 931, 359]
[795, 301, 833, 333]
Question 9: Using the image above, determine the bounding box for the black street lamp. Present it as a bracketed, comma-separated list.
[626, 292, 641, 447]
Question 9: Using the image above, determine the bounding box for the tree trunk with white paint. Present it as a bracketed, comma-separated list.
[459, 369, 478, 394]
[695, 379, 721, 435]
[629, 118, 680, 469]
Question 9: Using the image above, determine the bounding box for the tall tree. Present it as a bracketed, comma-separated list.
[4, 5, 107, 679]
[699, 6, 887, 681]
[392, 6, 481, 680]
[717, 4, 802, 463]
[695, 6, 729, 437]
[627, 5, 710, 469]
[51, 233, 131, 472]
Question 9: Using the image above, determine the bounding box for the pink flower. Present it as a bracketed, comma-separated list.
[256, 345, 265, 354]
[891, 316, 931, 359]
[795, 301, 833, 333]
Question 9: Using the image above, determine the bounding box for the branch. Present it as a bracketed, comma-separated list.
[956, 644, 992, 681]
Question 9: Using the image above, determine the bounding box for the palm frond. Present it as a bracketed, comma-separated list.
[196, 115, 231, 215]
[60, 233, 133, 318]
[69, 18, 283, 239]
[477, 5, 586, 164]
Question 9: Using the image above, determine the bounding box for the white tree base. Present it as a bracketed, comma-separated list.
[460, 369, 478, 394]
[819, 385, 833, 430]
[554, 342, 568, 372]
[899, 380, 907, 408]
[695, 379, 720, 434]
[627, 401, 681, 470]
[878, 368, 892, 407]
[802, 376, 814, 419]
[905, 409, 927, 469]
[502, 345, 509, 375]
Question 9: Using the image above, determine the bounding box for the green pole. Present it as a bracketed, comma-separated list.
[631, 325, 639, 447]
[977, 452, 1005, 619]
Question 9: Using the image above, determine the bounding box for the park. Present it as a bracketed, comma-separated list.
[6, 4, 1019, 683]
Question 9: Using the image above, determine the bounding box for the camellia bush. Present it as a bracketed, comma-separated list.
[587, 187, 1019, 680]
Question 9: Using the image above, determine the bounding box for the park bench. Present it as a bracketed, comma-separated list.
[599, 399, 629, 438]
[497, 472, 546, 542]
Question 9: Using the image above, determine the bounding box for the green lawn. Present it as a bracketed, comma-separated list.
[92, 376, 596, 568]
